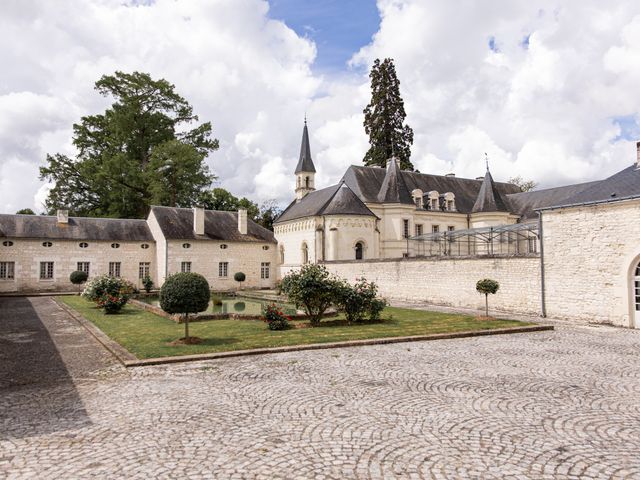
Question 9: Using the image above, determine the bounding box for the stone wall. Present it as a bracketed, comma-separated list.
[166, 239, 278, 291]
[0, 238, 156, 293]
[542, 198, 640, 328]
[288, 255, 542, 315]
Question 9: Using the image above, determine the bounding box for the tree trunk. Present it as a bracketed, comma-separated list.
[485, 294, 489, 317]
[184, 313, 189, 340]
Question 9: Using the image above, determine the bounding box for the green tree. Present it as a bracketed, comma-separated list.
[39, 71, 218, 218]
[476, 278, 500, 317]
[197, 188, 260, 221]
[160, 272, 210, 343]
[16, 208, 35, 215]
[363, 58, 414, 171]
[508, 176, 537, 192]
[146, 140, 211, 207]
[256, 200, 282, 231]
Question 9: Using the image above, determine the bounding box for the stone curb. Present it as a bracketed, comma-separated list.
[53, 298, 553, 368]
[124, 324, 553, 368]
[53, 298, 138, 363]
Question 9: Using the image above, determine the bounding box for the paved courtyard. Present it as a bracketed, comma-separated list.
[1, 297, 639, 479]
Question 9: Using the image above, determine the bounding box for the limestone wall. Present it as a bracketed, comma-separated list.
[166, 239, 278, 291]
[0, 238, 156, 293]
[542, 199, 640, 328]
[290, 255, 542, 315]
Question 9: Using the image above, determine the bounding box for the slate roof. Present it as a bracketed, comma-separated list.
[506, 180, 600, 219]
[294, 123, 316, 174]
[275, 182, 377, 224]
[558, 164, 640, 205]
[342, 165, 521, 213]
[0, 214, 153, 241]
[150, 206, 276, 243]
[471, 169, 510, 213]
[377, 157, 414, 204]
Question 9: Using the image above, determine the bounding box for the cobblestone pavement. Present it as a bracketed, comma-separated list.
[1, 298, 640, 479]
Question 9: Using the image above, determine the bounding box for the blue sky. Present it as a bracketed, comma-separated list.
[268, 0, 380, 73]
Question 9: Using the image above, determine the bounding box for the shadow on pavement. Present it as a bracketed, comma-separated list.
[0, 297, 92, 438]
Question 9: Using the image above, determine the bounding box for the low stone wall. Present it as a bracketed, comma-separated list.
[310, 255, 542, 316]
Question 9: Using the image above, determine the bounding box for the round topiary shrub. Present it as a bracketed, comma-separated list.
[160, 272, 210, 343]
[476, 278, 500, 318]
[70, 270, 88, 293]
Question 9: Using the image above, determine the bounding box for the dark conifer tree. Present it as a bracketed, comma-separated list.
[363, 58, 414, 170]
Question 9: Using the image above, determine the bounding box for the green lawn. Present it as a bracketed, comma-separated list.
[60, 296, 532, 359]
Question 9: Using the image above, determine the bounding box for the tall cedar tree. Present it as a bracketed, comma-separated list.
[363, 58, 414, 171]
[39, 71, 219, 218]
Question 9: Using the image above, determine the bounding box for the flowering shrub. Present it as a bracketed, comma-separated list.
[82, 275, 135, 314]
[262, 303, 291, 330]
[335, 277, 387, 323]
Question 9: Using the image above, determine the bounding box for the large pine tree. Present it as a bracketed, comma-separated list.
[363, 58, 414, 171]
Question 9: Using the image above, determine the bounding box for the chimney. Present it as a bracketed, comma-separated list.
[193, 207, 205, 235]
[445, 173, 456, 177]
[476, 176, 484, 181]
[238, 209, 248, 235]
[636, 141, 640, 167]
[56, 209, 69, 224]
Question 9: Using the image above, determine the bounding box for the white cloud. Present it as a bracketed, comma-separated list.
[1, 0, 640, 214]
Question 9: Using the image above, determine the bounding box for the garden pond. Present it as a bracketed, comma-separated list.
[138, 295, 297, 317]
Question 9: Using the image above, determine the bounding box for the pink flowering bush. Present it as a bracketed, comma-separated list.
[336, 277, 387, 323]
[262, 303, 291, 330]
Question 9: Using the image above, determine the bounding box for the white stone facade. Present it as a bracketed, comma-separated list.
[0, 238, 156, 293]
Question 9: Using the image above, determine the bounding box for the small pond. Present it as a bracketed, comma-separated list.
[139, 295, 297, 316]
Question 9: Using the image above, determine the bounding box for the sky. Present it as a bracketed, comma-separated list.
[1, 0, 640, 214]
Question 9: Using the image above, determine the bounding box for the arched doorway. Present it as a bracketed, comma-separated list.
[355, 242, 364, 260]
[301, 243, 309, 264]
[633, 260, 640, 328]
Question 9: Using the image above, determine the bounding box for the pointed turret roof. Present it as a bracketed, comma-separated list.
[377, 157, 413, 204]
[471, 166, 510, 213]
[294, 120, 316, 174]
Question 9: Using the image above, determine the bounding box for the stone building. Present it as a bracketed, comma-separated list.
[275, 123, 640, 328]
[0, 206, 277, 293]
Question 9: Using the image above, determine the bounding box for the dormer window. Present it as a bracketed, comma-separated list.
[427, 191, 439, 210]
[443, 192, 456, 212]
[411, 189, 423, 209]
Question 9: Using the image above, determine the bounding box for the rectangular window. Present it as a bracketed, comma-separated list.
[218, 262, 228, 277]
[447, 200, 454, 211]
[181, 261, 191, 273]
[77, 262, 90, 275]
[432, 225, 440, 233]
[527, 236, 537, 253]
[414, 197, 422, 209]
[40, 261, 54, 280]
[403, 219, 410, 238]
[431, 199, 439, 210]
[447, 226, 455, 232]
[139, 262, 150, 279]
[261, 262, 270, 279]
[108, 262, 121, 278]
[0, 261, 15, 280]
[414, 224, 423, 236]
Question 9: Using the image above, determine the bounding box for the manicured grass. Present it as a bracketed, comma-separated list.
[60, 296, 533, 359]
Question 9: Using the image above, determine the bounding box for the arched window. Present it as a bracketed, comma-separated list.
[280, 246, 285, 264]
[633, 261, 640, 322]
[355, 242, 364, 260]
[305, 176, 310, 188]
[301, 243, 309, 264]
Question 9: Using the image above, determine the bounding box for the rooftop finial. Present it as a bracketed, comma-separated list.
[304, 113, 307, 126]
[484, 152, 489, 172]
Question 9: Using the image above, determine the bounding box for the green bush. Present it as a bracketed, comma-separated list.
[142, 275, 154, 293]
[476, 278, 500, 317]
[70, 270, 88, 285]
[262, 303, 290, 330]
[279, 264, 342, 326]
[160, 273, 210, 340]
[82, 275, 134, 314]
[335, 277, 387, 323]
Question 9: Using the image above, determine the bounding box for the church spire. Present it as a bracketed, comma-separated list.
[294, 119, 316, 201]
[295, 120, 316, 174]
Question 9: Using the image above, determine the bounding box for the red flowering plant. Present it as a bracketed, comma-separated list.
[262, 303, 291, 330]
[97, 294, 129, 314]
